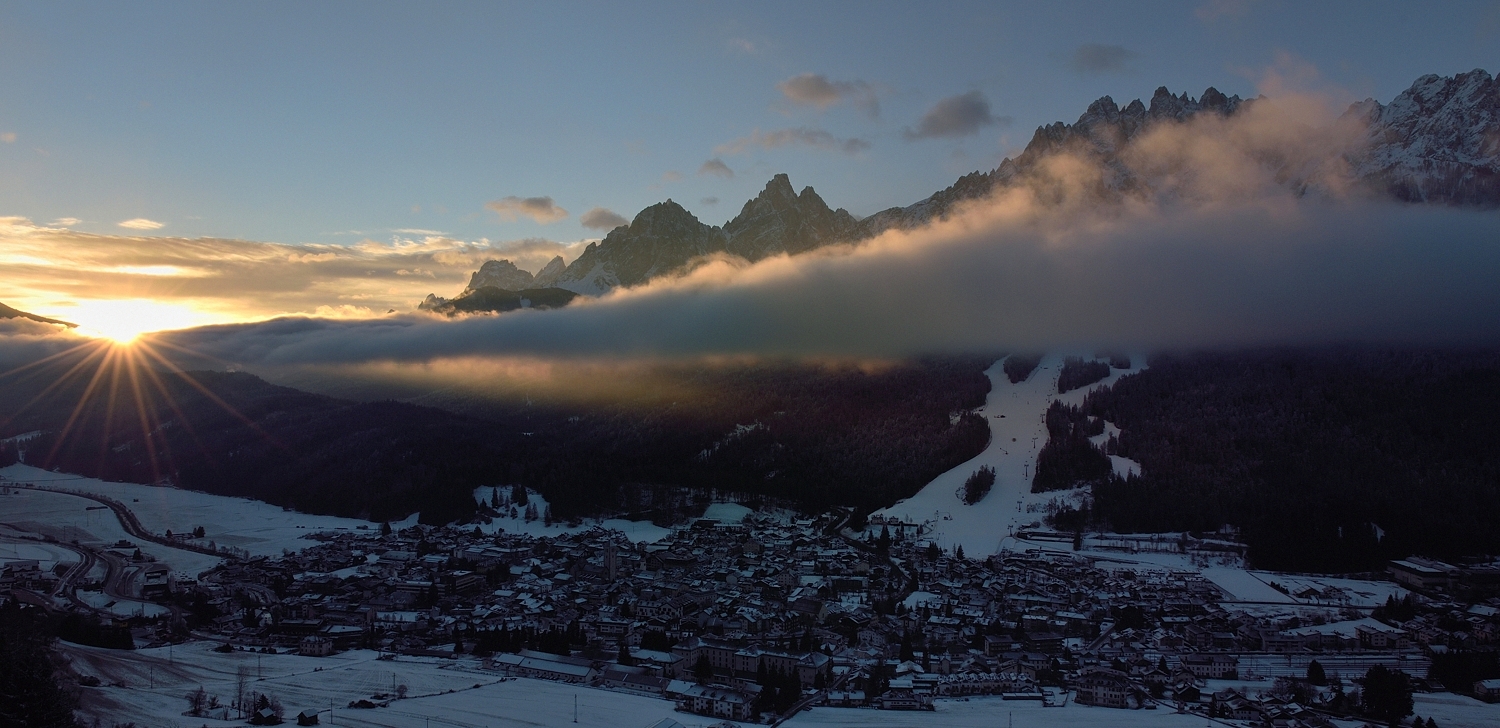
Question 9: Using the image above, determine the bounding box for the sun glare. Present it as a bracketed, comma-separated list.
[68, 299, 219, 344]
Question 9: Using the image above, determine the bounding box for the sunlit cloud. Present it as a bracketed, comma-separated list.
[0, 132, 15, 143]
[485, 196, 569, 224]
[117, 218, 165, 230]
[49, 217, 81, 227]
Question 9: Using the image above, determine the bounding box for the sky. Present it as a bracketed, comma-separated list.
[0, 0, 1498, 344]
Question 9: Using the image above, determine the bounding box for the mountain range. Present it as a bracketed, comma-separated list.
[423, 69, 1499, 313]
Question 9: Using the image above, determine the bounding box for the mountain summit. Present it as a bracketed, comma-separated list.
[430, 69, 1498, 312]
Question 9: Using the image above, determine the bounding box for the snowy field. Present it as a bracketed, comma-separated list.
[0, 538, 80, 571]
[789, 698, 1208, 728]
[874, 354, 1144, 557]
[0, 486, 222, 579]
[784, 693, 1500, 728]
[62, 639, 1498, 728]
[64, 642, 685, 728]
[471, 486, 675, 543]
[1, 463, 384, 558]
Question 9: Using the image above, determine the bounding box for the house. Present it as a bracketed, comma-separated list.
[1476, 678, 1500, 703]
[877, 688, 933, 710]
[675, 684, 754, 721]
[1180, 653, 1238, 679]
[1389, 557, 1458, 591]
[1074, 666, 1143, 709]
[295, 709, 320, 726]
[298, 636, 333, 657]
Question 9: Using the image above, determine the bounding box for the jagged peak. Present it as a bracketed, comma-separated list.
[762, 173, 796, 199]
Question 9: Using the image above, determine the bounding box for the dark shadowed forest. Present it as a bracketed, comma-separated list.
[1080, 349, 1500, 571]
[0, 353, 994, 525]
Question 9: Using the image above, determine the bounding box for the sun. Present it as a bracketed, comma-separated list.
[68, 299, 220, 344]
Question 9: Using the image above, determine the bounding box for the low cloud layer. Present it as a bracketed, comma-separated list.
[154, 199, 1500, 376]
[117, 218, 165, 230]
[904, 91, 1009, 140]
[485, 196, 569, 224]
[777, 73, 879, 117]
[579, 207, 629, 230]
[715, 127, 870, 156]
[1068, 44, 1137, 73]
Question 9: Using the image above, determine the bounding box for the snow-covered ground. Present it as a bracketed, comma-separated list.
[0, 538, 80, 571]
[1202, 567, 1298, 603]
[0, 486, 222, 579]
[788, 696, 1205, 728]
[471, 486, 674, 543]
[873, 354, 1144, 557]
[1, 463, 382, 558]
[64, 642, 685, 728]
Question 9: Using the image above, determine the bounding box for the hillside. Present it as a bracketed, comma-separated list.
[1079, 348, 1500, 571]
[0, 350, 994, 524]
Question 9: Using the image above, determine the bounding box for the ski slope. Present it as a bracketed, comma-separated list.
[873, 354, 1143, 556]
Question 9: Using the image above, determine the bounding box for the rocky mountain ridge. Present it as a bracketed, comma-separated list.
[427, 69, 1498, 312]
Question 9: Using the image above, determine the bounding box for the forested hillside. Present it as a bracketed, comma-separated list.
[0, 351, 993, 524]
[1083, 349, 1500, 571]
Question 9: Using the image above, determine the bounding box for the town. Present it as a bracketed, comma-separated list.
[8, 476, 1499, 727]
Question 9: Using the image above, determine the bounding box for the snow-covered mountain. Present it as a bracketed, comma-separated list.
[432, 69, 1497, 306]
[462, 259, 536, 293]
[1344, 69, 1500, 205]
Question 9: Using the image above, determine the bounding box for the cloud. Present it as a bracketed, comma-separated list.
[1068, 44, 1137, 74]
[117, 218, 165, 230]
[485, 196, 569, 224]
[49, 218, 81, 227]
[661, 170, 684, 183]
[701, 197, 720, 206]
[698, 159, 734, 179]
[715, 127, 870, 156]
[393, 228, 447, 236]
[727, 38, 757, 54]
[0, 133, 15, 143]
[904, 91, 1008, 140]
[579, 207, 629, 231]
[777, 73, 880, 117]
